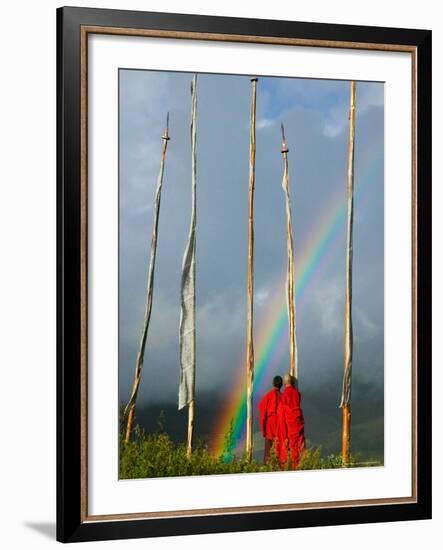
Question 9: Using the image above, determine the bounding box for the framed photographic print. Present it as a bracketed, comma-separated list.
[56, 6, 432, 543]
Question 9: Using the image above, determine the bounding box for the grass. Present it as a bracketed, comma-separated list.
[119, 412, 374, 480]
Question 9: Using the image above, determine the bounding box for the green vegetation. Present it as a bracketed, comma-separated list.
[119, 412, 378, 479]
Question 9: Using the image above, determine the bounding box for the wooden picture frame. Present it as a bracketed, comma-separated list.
[57, 6, 431, 543]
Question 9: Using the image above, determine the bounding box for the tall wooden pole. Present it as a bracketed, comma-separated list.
[187, 400, 195, 458]
[281, 123, 298, 379]
[124, 114, 170, 444]
[245, 77, 258, 462]
[341, 81, 356, 464]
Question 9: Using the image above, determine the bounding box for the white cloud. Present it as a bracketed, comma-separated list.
[256, 79, 383, 138]
[256, 118, 274, 130]
[313, 279, 343, 337]
[255, 287, 270, 307]
[322, 82, 384, 137]
[354, 307, 379, 342]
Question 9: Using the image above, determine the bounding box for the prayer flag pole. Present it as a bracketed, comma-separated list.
[281, 123, 298, 379]
[179, 75, 198, 459]
[124, 113, 170, 443]
[245, 77, 258, 462]
[340, 81, 356, 464]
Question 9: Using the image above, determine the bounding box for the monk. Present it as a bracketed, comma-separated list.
[258, 375, 283, 463]
[278, 373, 305, 469]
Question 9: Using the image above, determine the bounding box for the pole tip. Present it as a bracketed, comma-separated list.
[281, 122, 289, 153]
[250, 77, 258, 82]
[162, 112, 170, 140]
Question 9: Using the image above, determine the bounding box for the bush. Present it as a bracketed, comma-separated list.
[119, 417, 374, 479]
[297, 447, 362, 470]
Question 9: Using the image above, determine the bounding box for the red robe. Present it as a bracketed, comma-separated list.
[258, 388, 281, 462]
[278, 386, 305, 468]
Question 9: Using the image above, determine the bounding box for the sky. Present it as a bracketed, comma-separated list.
[118, 69, 384, 461]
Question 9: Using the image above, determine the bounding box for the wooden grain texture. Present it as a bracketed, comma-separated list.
[245, 78, 257, 462]
[85, 495, 416, 522]
[80, 25, 88, 523]
[82, 25, 417, 52]
[411, 48, 418, 500]
[124, 115, 170, 443]
[187, 399, 195, 459]
[281, 124, 298, 379]
[341, 81, 356, 463]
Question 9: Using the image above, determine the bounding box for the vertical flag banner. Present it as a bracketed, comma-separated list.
[281, 123, 299, 380]
[179, 75, 198, 456]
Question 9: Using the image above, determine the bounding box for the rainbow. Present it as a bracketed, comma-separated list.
[212, 139, 383, 458]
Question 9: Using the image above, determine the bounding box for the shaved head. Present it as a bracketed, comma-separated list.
[283, 373, 299, 388]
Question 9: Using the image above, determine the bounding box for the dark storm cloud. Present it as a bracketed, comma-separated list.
[123, 370, 384, 462]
